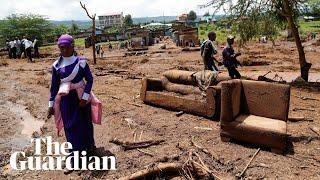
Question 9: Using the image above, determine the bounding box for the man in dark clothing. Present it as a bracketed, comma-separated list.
[222, 35, 242, 79]
[201, 32, 222, 72]
[5, 39, 11, 58]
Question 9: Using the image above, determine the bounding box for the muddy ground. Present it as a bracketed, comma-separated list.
[0, 39, 319, 179]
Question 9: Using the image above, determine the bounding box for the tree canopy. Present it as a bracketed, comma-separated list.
[70, 21, 80, 35]
[188, 10, 197, 21]
[203, 12, 210, 17]
[123, 14, 133, 27]
[0, 14, 71, 45]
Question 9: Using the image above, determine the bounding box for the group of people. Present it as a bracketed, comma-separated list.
[5, 36, 39, 63]
[201, 31, 242, 79]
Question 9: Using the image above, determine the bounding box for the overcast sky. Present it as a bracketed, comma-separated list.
[0, 0, 217, 20]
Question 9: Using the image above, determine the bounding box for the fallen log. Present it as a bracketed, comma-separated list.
[109, 138, 165, 150]
[288, 116, 313, 122]
[293, 95, 320, 101]
[119, 163, 182, 180]
[293, 108, 316, 112]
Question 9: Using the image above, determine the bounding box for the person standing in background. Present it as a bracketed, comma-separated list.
[23, 37, 34, 63]
[9, 39, 17, 59]
[33, 37, 40, 58]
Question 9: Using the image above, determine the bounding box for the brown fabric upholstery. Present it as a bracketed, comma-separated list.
[220, 79, 242, 124]
[241, 80, 290, 121]
[235, 115, 287, 134]
[220, 80, 291, 153]
[141, 77, 221, 118]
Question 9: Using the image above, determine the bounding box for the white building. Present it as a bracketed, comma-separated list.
[98, 12, 123, 28]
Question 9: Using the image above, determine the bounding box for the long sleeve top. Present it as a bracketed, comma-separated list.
[49, 55, 93, 107]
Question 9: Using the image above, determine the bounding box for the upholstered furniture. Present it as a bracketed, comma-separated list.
[220, 79, 291, 153]
[140, 70, 230, 118]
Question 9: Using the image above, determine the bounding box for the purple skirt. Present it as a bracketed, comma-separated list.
[61, 90, 95, 151]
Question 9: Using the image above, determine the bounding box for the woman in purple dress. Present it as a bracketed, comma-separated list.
[47, 34, 99, 173]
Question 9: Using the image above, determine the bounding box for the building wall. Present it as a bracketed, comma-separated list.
[98, 13, 123, 28]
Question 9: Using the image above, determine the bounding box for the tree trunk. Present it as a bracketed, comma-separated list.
[282, 0, 311, 81]
[92, 19, 96, 64]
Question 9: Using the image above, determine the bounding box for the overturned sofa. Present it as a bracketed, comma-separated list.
[140, 70, 230, 118]
[220, 79, 291, 153]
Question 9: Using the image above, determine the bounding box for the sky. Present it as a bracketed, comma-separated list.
[0, 0, 216, 20]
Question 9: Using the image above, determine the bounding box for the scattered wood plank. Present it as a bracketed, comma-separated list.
[137, 148, 154, 157]
[126, 75, 143, 80]
[191, 151, 223, 180]
[238, 148, 261, 177]
[175, 111, 184, 117]
[109, 138, 165, 150]
[194, 126, 213, 131]
[310, 127, 320, 136]
[288, 116, 313, 122]
[128, 102, 143, 107]
[123, 118, 138, 129]
[111, 96, 121, 100]
[190, 137, 219, 160]
[139, 130, 143, 141]
[118, 163, 182, 180]
[293, 108, 316, 112]
[293, 95, 320, 101]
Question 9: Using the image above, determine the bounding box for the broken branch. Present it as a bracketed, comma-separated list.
[190, 137, 219, 160]
[118, 163, 182, 180]
[194, 126, 213, 131]
[288, 116, 313, 122]
[293, 108, 316, 112]
[128, 102, 143, 107]
[110, 138, 165, 150]
[310, 127, 320, 136]
[137, 148, 154, 157]
[238, 148, 261, 177]
[293, 95, 319, 101]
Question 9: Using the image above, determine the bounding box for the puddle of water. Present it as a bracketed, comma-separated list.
[0, 101, 44, 151]
[6, 101, 44, 138]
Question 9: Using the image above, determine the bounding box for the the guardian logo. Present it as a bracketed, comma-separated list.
[10, 136, 116, 171]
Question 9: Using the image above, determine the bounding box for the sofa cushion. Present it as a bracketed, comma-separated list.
[234, 114, 287, 134]
[241, 80, 290, 121]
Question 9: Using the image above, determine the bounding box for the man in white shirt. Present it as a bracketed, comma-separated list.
[9, 39, 17, 59]
[23, 38, 34, 63]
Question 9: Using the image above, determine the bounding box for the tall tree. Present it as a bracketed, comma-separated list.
[303, 0, 320, 16]
[200, 0, 312, 81]
[80, 1, 97, 64]
[188, 10, 197, 21]
[123, 14, 133, 27]
[70, 21, 79, 35]
[0, 14, 54, 44]
[203, 12, 210, 17]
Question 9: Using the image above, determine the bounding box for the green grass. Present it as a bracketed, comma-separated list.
[198, 23, 229, 45]
[299, 20, 320, 33]
[74, 38, 85, 46]
[297, 20, 320, 40]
